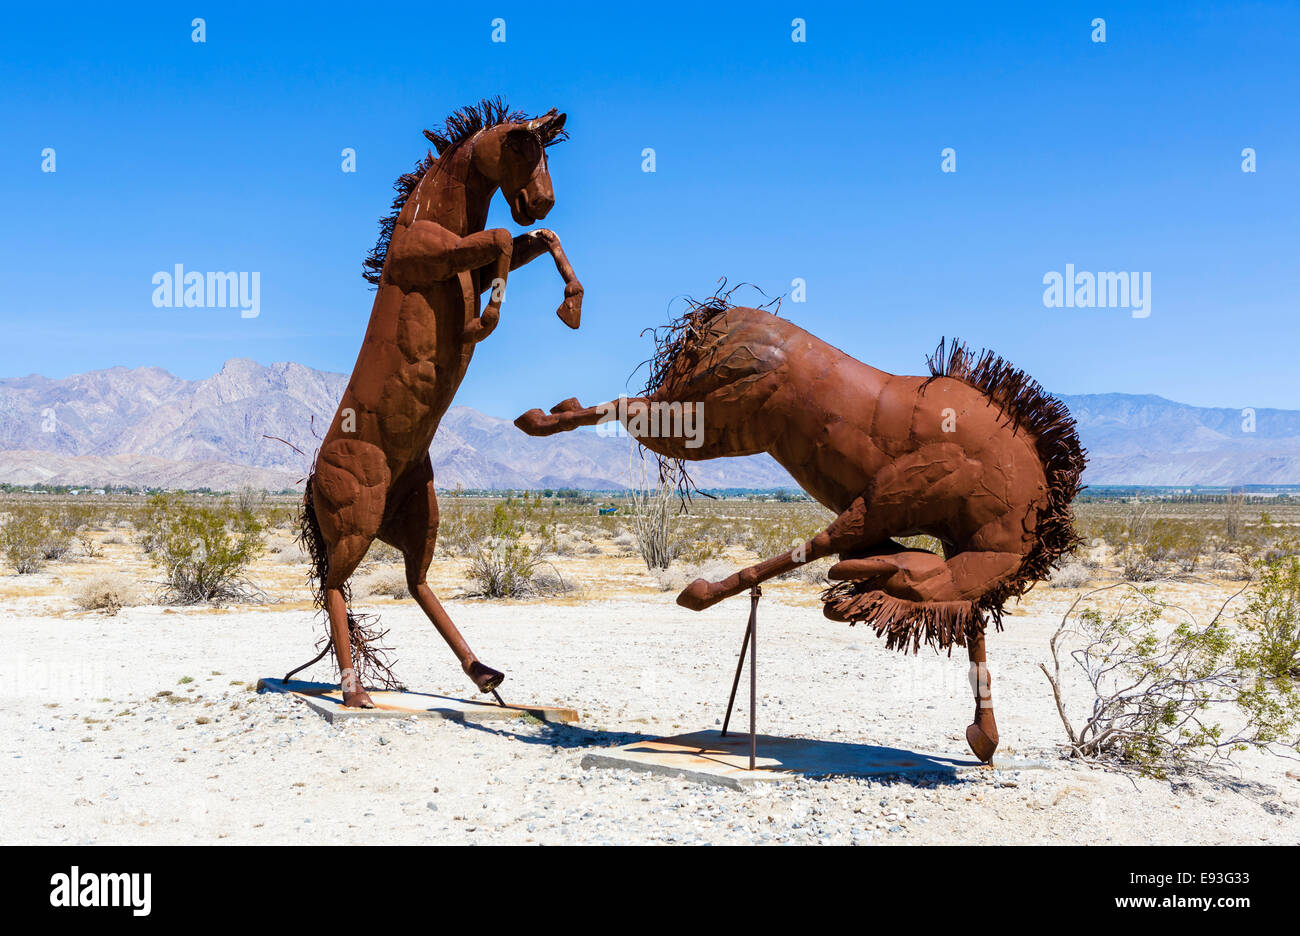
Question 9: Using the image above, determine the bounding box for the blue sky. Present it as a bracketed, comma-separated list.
[2, 1, 1298, 416]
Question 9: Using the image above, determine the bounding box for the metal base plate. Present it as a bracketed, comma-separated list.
[257, 678, 579, 725]
[581, 729, 1042, 789]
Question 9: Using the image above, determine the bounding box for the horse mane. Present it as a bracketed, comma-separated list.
[639, 280, 781, 398]
[925, 338, 1088, 611]
[361, 97, 569, 287]
[636, 280, 781, 498]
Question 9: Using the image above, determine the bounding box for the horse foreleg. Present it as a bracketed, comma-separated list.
[966, 628, 999, 763]
[502, 229, 583, 328]
[676, 493, 881, 610]
[676, 530, 845, 611]
[385, 221, 513, 342]
[515, 396, 653, 437]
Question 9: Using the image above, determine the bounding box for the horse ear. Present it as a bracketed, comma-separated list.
[543, 112, 566, 141]
[527, 109, 567, 143]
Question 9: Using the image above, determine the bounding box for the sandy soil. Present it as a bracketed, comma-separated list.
[2, 537, 1298, 846]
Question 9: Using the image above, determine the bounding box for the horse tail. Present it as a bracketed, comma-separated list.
[298, 474, 330, 615]
[823, 339, 1087, 654]
[924, 337, 1088, 598]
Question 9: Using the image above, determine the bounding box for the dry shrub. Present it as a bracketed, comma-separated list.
[1049, 561, 1092, 589]
[650, 560, 735, 593]
[1039, 582, 1300, 776]
[1, 505, 71, 573]
[271, 540, 307, 564]
[465, 501, 571, 598]
[75, 573, 139, 615]
[1119, 546, 1159, 582]
[547, 530, 581, 557]
[627, 457, 679, 571]
[794, 555, 833, 585]
[361, 571, 409, 599]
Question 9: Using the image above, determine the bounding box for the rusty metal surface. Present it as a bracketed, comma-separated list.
[289, 99, 581, 710]
[517, 297, 1087, 763]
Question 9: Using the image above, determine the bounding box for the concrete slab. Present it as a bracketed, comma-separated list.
[581, 729, 1044, 790]
[256, 678, 579, 726]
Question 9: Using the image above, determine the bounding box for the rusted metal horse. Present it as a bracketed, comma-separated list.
[296, 99, 581, 708]
[516, 297, 1085, 762]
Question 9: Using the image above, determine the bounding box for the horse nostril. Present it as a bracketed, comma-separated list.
[534, 193, 555, 217]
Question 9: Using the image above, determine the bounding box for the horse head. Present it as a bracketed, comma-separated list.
[471, 109, 568, 226]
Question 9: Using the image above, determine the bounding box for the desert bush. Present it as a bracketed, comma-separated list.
[1, 506, 55, 573]
[744, 515, 827, 580]
[794, 555, 833, 585]
[627, 458, 679, 571]
[436, 498, 492, 557]
[1048, 561, 1091, 589]
[359, 539, 402, 568]
[102, 533, 126, 546]
[650, 559, 735, 593]
[465, 500, 569, 598]
[530, 565, 576, 595]
[361, 571, 410, 600]
[1039, 583, 1300, 776]
[75, 573, 139, 615]
[676, 528, 723, 565]
[140, 494, 266, 604]
[1118, 546, 1159, 582]
[1240, 552, 1300, 680]
[271, 540, 307, 564]
[545, 529, 581, 557]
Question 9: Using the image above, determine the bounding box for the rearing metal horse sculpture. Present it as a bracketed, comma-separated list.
[516, 295, 1086, 762]
[296, 99, 581, 708]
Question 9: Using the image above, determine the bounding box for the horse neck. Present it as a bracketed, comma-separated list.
[410, 145, 495, 236]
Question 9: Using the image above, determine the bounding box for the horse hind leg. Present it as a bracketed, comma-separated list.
[311, 439, 391, 708]
[381, 463, 504, 693]
[966, 629, 999, 763]
[826, 546, 1015, 763]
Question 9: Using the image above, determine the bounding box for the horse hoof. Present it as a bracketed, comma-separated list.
[343, 690, 374, 709]
[676, 578, 713, 611]
[466, 661, 505, 693]
[966, 722, 998, 764]
[513, 408, 554, 436]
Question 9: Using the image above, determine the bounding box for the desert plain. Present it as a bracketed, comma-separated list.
[1, 493, 1297, 845]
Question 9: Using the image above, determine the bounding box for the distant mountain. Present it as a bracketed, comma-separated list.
[0, 360, 1295, 490]
[1056, 393, 1300, 486]
[0, 359, 793, 490]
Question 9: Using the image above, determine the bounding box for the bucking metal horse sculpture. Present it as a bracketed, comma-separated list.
[516, 294, 1086, 762]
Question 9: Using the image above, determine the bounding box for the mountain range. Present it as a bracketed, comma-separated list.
[0, 359, 1296, 490]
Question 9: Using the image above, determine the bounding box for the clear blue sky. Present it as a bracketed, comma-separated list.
[3, 1, 1298, 415]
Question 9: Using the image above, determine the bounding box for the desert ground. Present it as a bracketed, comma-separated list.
[1, 493, 1297, 845]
